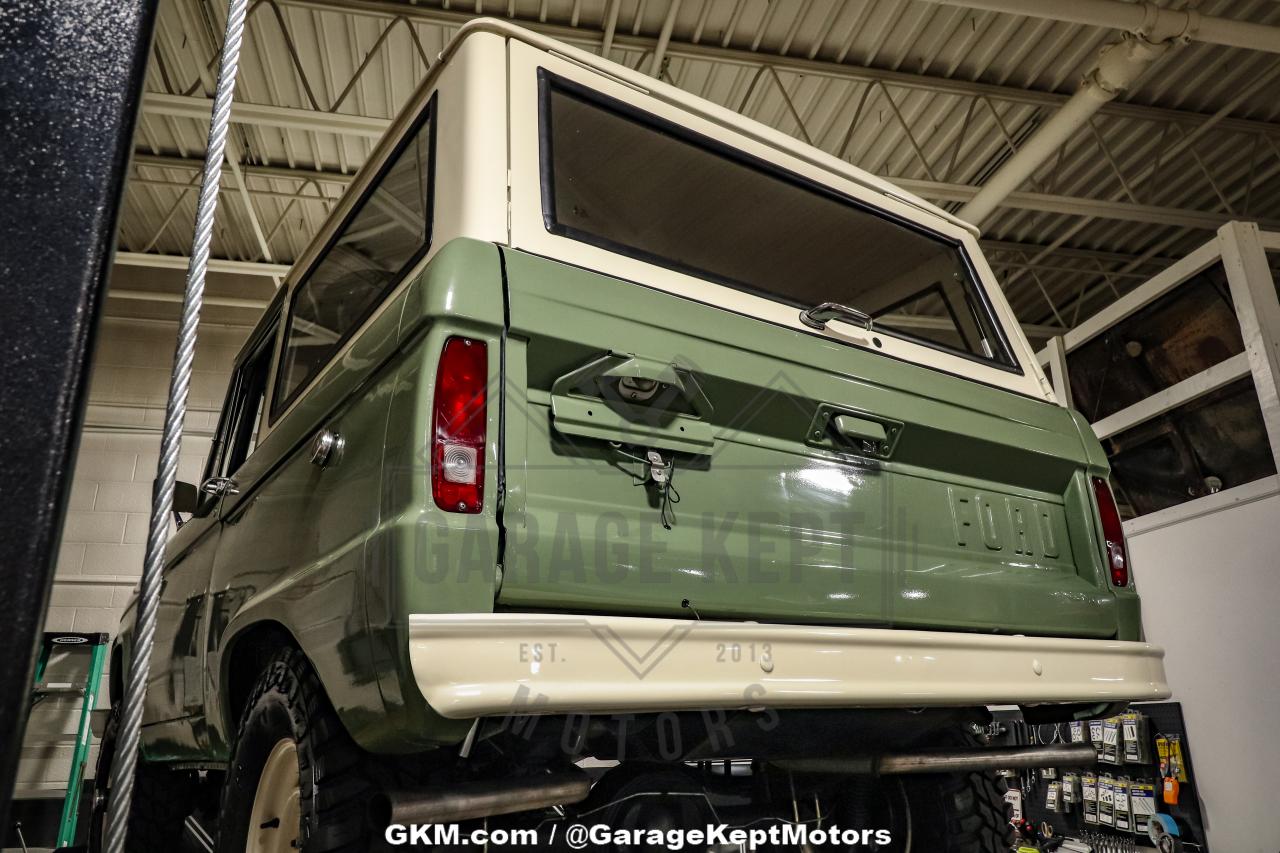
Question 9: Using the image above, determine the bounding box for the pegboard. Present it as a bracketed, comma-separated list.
[991, 702, 1207, 851]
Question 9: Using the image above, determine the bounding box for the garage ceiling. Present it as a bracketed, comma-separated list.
[116, 0, 1280, 339]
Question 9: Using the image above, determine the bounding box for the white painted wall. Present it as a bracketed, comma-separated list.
[17, 317, 245, 797]
[1127, 478, 1280, 853]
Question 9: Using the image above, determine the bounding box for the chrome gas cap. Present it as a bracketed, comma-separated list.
[310, 428, 344, 468]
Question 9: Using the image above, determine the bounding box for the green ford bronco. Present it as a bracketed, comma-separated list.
[97, 18, 1169, 853]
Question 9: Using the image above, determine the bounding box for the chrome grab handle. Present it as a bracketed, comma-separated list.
[200, 476, 239, 497]
[799, 302, 873, 331]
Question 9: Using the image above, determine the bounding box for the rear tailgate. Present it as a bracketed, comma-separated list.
[497, 248, 1119, 639]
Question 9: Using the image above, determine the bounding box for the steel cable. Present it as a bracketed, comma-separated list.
[102, 0, 249, 848]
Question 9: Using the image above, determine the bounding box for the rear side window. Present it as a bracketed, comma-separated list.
[274, 96, 437, 415]
[220, 333, 274, 474]
[539, 73, 1017, 371]
[203, 302, 280, 493]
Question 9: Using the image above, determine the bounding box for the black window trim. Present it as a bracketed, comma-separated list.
[536, 69, 1023, 377]
[270, 92, 439, 422]
[202, 296, 284, 502]
[223, 331, 275, 476]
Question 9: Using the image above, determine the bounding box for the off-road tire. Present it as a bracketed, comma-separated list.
[215, 647, 376, 853]
[901, 767, 1013, 853]
[579, 764, 715, 852]
[88, 705, 198, 853]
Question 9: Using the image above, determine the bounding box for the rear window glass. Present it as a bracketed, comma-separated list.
[274, 97, 436, 414]
[539, 73, 1016, 371]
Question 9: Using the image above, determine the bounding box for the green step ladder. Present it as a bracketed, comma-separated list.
[32, 631, 109, 849]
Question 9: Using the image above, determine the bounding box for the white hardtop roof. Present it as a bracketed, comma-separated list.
[445, 18, 979, 238]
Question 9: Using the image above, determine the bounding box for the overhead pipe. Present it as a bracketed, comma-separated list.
[957, 33, 1171, 227]
[600, 0, 621, 58]
[114, 250, 291, 278]
[648, 0, 684, 77]
[108, 289, 270, 310]
[920, 0, 1280, 55]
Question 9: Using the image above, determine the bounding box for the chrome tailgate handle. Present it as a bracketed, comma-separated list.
[832, 414, 887, 445]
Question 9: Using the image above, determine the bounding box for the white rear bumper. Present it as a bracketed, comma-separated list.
[407, 613, 1170, 719]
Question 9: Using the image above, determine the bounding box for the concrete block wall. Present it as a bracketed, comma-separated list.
[16, 317, 247, 797]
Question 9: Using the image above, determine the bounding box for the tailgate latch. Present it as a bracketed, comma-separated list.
[645, 450, 669, 485]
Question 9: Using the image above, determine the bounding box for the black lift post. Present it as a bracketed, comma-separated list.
[0, 0, 159, 830]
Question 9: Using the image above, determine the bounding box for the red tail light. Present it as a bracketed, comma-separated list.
[1091, 476, 1129, 587]
[432, 337, 486, 513]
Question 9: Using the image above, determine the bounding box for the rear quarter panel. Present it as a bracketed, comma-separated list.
[362, 238, 507, 751]
[206, 239, 507, 756]
[202, 284, 406, 757]
[192, 26, 509, 756]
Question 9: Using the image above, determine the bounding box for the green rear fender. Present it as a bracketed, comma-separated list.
[361, 238, 508, 751]
[1067, 408, 1144, 642]
[206, 239, 506, 756]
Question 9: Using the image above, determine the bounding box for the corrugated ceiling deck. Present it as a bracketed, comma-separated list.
[118, 0, 1280, 334]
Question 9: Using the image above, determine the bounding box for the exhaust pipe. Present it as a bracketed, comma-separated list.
[776, 743, 1097, 775]
[373, 745, 1091, 825]
[372, 768, 592, 826]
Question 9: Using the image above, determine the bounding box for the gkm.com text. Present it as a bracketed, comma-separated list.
[385, 821, 894, 849]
